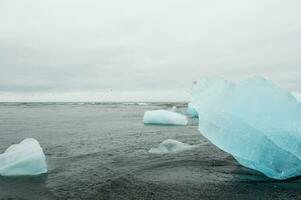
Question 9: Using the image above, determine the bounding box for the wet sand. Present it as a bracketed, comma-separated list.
[0, 103, 301, 199]
[97, 140, 301, 200]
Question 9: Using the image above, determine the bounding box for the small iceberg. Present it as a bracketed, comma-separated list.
[0, 138, 48, 176]
[149, 139, 198, 154]
[187, 103, 198, 118]
[143, 110, 187, 125]
[138, 102, 148, 106]
[192, 76, 301, 180]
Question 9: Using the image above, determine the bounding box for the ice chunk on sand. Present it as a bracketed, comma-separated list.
[149, 139, 197, 154]
[192, 76, 301, 180]
[292, 92, 301, 103]
[187, 103, 198, 118]
[0, 138, 47, 176]
[143, 110, 187, 125]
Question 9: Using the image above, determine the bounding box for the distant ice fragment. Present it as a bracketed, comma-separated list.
[192, 76, 301, 180]
[123, 102, 148, 106]
[187, 103, 198, 118]
[138, 102, 148, 106]
[171, 106, 177, 112]
[149, 139, 197, 154]
[0, 138, 47, 176]
[143, 110, 187, 125]
[123, 102, 135, 105]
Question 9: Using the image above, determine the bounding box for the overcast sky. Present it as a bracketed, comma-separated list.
[0, 0, 300, 101]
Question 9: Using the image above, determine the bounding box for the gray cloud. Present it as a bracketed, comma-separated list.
[0, 0, 300, 101]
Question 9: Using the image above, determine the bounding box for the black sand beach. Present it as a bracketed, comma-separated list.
[0, 103, 301, 200]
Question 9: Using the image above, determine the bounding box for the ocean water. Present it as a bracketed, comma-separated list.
[0, 103, 301, 200]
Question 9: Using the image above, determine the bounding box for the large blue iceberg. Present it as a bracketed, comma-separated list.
[191, 76, 301, 180]
[0, 138, 47, 176]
